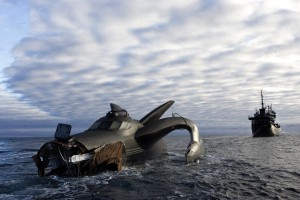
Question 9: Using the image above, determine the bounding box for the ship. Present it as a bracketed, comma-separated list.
[248, 91, 281, 137]
[32, 100, 205, 177]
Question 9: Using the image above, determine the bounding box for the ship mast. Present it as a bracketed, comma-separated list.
[261, 90, 264, 109]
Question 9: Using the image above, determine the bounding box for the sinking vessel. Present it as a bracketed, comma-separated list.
[248, 91, 281, 137]
[33, 100, 205, 177]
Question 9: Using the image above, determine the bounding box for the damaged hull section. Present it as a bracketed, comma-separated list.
[33, 140, 124, 177]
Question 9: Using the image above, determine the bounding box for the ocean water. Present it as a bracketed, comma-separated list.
[0, 134, 300, 200]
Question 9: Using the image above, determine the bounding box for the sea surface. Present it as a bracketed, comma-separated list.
[1, 134, 300, 200]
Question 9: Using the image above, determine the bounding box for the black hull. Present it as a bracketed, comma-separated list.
[251, 123, 281, 137]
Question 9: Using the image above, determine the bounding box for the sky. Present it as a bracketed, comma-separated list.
[1, 0, 300, 137]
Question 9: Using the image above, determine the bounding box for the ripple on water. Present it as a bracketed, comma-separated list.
[0, 135, 300, 199]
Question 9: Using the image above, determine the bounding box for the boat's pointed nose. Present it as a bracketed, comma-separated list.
[185, 140, 205, 163]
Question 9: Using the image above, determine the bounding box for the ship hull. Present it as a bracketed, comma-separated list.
[251, 123, 281, 137]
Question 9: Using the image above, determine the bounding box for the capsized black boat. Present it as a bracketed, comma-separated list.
[248, 91, 281, 137]
[33, 100, 205, 177]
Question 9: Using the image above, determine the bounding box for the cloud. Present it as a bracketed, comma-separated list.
[2, 0, 300, 135]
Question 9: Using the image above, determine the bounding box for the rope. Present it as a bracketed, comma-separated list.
[172, 109, 188, 126]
